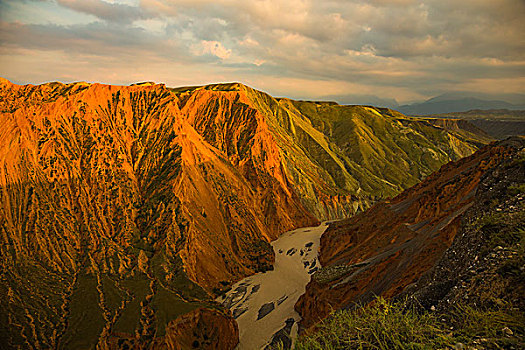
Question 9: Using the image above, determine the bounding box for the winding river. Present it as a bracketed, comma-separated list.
[217, 222, 329, 349]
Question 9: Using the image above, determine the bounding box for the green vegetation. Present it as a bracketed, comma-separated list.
[498, 246, 525, 280]
[496, 218, 525, 280]
[508, 183, 525, 195]
[473, 210, 525, 254]
[293, 298, 524, 350]
[512, 151, 525, 166]
[313, 263, 368, 284]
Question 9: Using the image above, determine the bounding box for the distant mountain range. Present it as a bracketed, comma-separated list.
[323, 92, 525, 115]
[397, 92, 525, 115]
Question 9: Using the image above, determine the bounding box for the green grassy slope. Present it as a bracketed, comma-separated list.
[240, 86, 489, 218]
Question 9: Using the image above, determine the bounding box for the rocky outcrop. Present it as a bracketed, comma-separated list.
[400, 137, 525, 312]
[161, 308, 238, 350]
[102, 307, 238, 350]
[424, 118, 493, 145]
[296, 137, 524, 329]
[424, 108, 525, 139]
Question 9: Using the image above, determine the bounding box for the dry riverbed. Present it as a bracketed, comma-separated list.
[217, 222, 329, 349]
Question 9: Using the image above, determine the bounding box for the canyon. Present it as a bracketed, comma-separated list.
[0, 78, 492, 348]
[219, 223, 327, 349]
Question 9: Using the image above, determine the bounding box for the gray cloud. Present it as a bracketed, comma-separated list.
[0, 0, 524, 102]
[56, 0, 154, 23]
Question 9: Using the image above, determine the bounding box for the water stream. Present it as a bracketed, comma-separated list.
[217, 222, 329, 349]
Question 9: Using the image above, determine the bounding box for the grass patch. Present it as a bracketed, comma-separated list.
[488, 225, 524, 252]
[475, 212, 506, 231]
[294, 298, 524, 350]
[473, 211, 524, 254]
[313, 263, 368, 284]
[508, 152, 525, 167]
[450, 304, 524, 346]
[508, 183, 525, 196]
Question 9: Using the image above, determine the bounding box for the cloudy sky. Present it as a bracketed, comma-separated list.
[0, 0, 524, 104]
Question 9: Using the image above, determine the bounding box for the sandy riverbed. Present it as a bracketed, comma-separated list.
[218, 222, 329, 349]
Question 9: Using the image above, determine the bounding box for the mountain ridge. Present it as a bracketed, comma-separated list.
[398, 96, 525, 116]
[420, 109, 525, 140]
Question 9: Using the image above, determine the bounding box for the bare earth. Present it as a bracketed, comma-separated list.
[218, 222, 329, 349]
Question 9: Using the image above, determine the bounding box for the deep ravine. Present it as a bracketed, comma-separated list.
[218, 222, 330, 349]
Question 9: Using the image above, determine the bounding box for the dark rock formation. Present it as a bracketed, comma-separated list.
[257, 302, 276, 320]
[264, 318, 295, 350]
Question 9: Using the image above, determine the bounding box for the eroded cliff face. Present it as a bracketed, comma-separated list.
[174, 87, 318, 288]
[103, 307, 239, 350]
[296, 138, 524, 330]
[254, 98, 489, 219]
[0, 78, 490, 348]
[162, 307, 238, 350]
[0, 80, 314, 348]
[400, 137, 525, 314]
